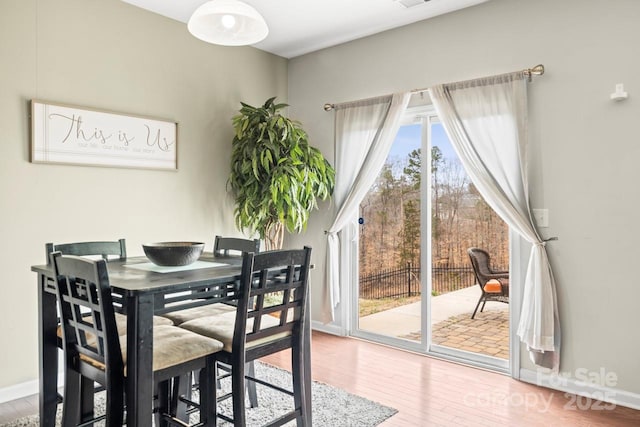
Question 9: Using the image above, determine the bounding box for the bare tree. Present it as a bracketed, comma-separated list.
[359, 143, 508, 282]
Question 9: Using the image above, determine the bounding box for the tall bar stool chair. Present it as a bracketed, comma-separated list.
[46, 240, 175, 405]
[160, 235, 261, 407]
[51, 252, 223, 426]
[180, 247, 312, 426]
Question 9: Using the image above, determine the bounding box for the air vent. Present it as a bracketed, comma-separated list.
[396, 0, 430, 9]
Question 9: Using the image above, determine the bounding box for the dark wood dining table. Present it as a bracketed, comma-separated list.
[32, 253, 312, 426]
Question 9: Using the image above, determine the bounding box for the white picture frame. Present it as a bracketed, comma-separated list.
[30, 100, 178, 171]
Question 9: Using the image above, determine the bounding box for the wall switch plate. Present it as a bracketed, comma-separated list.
[532, 209, 549, 228]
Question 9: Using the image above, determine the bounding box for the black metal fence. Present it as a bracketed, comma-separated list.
[359, 263, 479, 300]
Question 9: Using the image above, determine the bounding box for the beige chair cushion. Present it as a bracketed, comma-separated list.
[114, 312, 175, 331]
[159, 303, 237, 325]
[180, 311, 288, 352]
[80, 325, 223, 374]
[58, 312, 174, 345]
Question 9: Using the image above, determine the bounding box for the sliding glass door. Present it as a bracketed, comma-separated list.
[350, 105, 510, 371]
[425, 115, 510, 371]
[353, 116, 425, 350]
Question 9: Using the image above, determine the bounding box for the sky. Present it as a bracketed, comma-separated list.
[388, 122, 457, 164]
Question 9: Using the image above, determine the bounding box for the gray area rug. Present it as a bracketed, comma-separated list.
[3, 362, 396, 426]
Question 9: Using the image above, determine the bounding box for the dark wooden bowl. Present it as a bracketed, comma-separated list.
[142, 242, 205, 267]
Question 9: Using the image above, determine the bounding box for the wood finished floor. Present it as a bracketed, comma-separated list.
[262, 332, 640, 427]
[1, 331, 639, 426]
[0, 392, 38, 425]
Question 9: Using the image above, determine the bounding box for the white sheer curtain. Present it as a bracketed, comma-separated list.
[429, 73, 560, 371]
[320, 92, 410, 323]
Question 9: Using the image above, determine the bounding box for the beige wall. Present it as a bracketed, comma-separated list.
[287, 0, 640, 394]
[0, 0, 287, 389]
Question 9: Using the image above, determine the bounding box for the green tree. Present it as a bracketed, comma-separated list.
[431, 146, 443, 256]
[403, 148, 422, 190]
[400, 199, 420, 267]
[376, 164, 397, 268]
[431, 146, 443, 174]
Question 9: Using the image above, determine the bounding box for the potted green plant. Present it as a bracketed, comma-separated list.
[228, 97, 335, 250]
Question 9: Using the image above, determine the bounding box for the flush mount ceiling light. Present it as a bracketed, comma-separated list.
[188, 0, 268, 46]
[395, 0, 431, 8]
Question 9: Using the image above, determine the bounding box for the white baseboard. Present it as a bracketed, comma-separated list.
[0, 371, 64, 404]
[312, 320, 345, 336]
[520, 368, 640, 411]
[0, 378, 39, 404]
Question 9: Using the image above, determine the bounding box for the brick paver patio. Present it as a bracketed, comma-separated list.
[433, 309, 509, 359]
[401, 309, 509, 359]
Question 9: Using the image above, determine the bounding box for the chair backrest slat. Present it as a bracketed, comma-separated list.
[213, 235, 260, 257]
[46, 239, 127, 264]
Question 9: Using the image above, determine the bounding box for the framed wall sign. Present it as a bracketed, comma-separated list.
[31, 100, 178, 170]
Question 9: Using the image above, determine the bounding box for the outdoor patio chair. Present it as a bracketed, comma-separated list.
[467, 247, 509, 319]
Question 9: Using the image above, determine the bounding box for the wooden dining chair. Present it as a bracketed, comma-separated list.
[46, 242, 175, 357]
[51, 252, 223, 426]
[160, 235, 262, 408]
[180, 247, 312, 426]
[45, 240, 175, 414]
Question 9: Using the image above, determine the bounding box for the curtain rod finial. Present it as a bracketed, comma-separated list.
[524, 64, 545, 82]
[323, 103, 335, 112]
[530, 64, 545, 76]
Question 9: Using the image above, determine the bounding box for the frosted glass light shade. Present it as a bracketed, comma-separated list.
[188, 0, 268, 46]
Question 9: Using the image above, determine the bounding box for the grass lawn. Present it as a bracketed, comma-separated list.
[358, 295, 421, 317]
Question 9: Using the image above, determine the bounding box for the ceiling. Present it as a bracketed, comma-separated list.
[121, 0, 490, 58]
